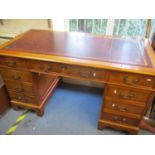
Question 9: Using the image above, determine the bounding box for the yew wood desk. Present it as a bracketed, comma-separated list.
[0, 29, 155, 134]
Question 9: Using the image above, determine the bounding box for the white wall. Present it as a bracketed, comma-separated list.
[52, 19, 68, 31]
[0, 19, 50, 37]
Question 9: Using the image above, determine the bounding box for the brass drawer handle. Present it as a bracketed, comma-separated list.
[117, 107, 128, 112]
[123, 76, 139, 85]
[17, 96, 28, 102]
[79, 71, 91, 78]
[15, 86, 24, 92]
[11, 75, 21, 80]
[39, 64, 52, 72]
[112, 103, 128, 112]
[61, 66, 68, 71]
[7, 61, 16, 67]
[112, 116, 126, 123]
[78, 71, 96, 78]
[119, 92, 135, 99]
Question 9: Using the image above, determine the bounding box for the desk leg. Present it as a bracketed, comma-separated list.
[98, 121, 106, 130]
[36, 109, 44, 117]
[12, 105, 19, 111]
[129, 129, 139, 135]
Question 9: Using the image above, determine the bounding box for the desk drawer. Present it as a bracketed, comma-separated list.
[27, 60, 107, 81]
[104, 98, 144, 115]
[102, 112, 140, 126]
[27, 60, 57, 73]
[67, 65, 107, 81]
[0, 69, 33, 83]
[0, 56, 26, 69]
[9, 92, 38, 105]
[5, 80, 34, 96]
[109, 71, 155, 88]
[106, 84, 151, 103]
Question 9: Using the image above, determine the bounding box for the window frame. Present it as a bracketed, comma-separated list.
[67, 19, 154, 38]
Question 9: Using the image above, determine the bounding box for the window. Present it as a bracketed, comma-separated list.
[151, 19, 155, 32]
[68, 19, 155, 38]
[69, 19, 108, 35]
[113, 19, 147, 37]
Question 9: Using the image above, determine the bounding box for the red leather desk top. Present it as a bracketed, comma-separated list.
[2, 30, 152, 68]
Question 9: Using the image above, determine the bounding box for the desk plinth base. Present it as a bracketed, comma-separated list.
[98, 119, 139, 134]
[11, 76, 61, 116]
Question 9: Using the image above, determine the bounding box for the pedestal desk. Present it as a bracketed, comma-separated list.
[0, 30, 155, 134]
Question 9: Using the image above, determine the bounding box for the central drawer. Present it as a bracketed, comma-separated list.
[63, 65, 107, 81]
[0, 69, 33, 83]
[27, 60, 107, 81]
[106, 84, 151, 103]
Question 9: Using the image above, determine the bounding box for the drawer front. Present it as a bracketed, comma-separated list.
[66, 65, 107, 81]
[5, 80, 34, 96]
[0, 56, 26, 69]
[27, 60, 107, 81]
[102, 112, 140, 126]
[27, 60, 58, 73]
[104, 99, 144, 115]
[109, 71, 154, 88]
[106, 85, 151, 103]
[0, 69, 33, 83]
[9, 92, 38, 105]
